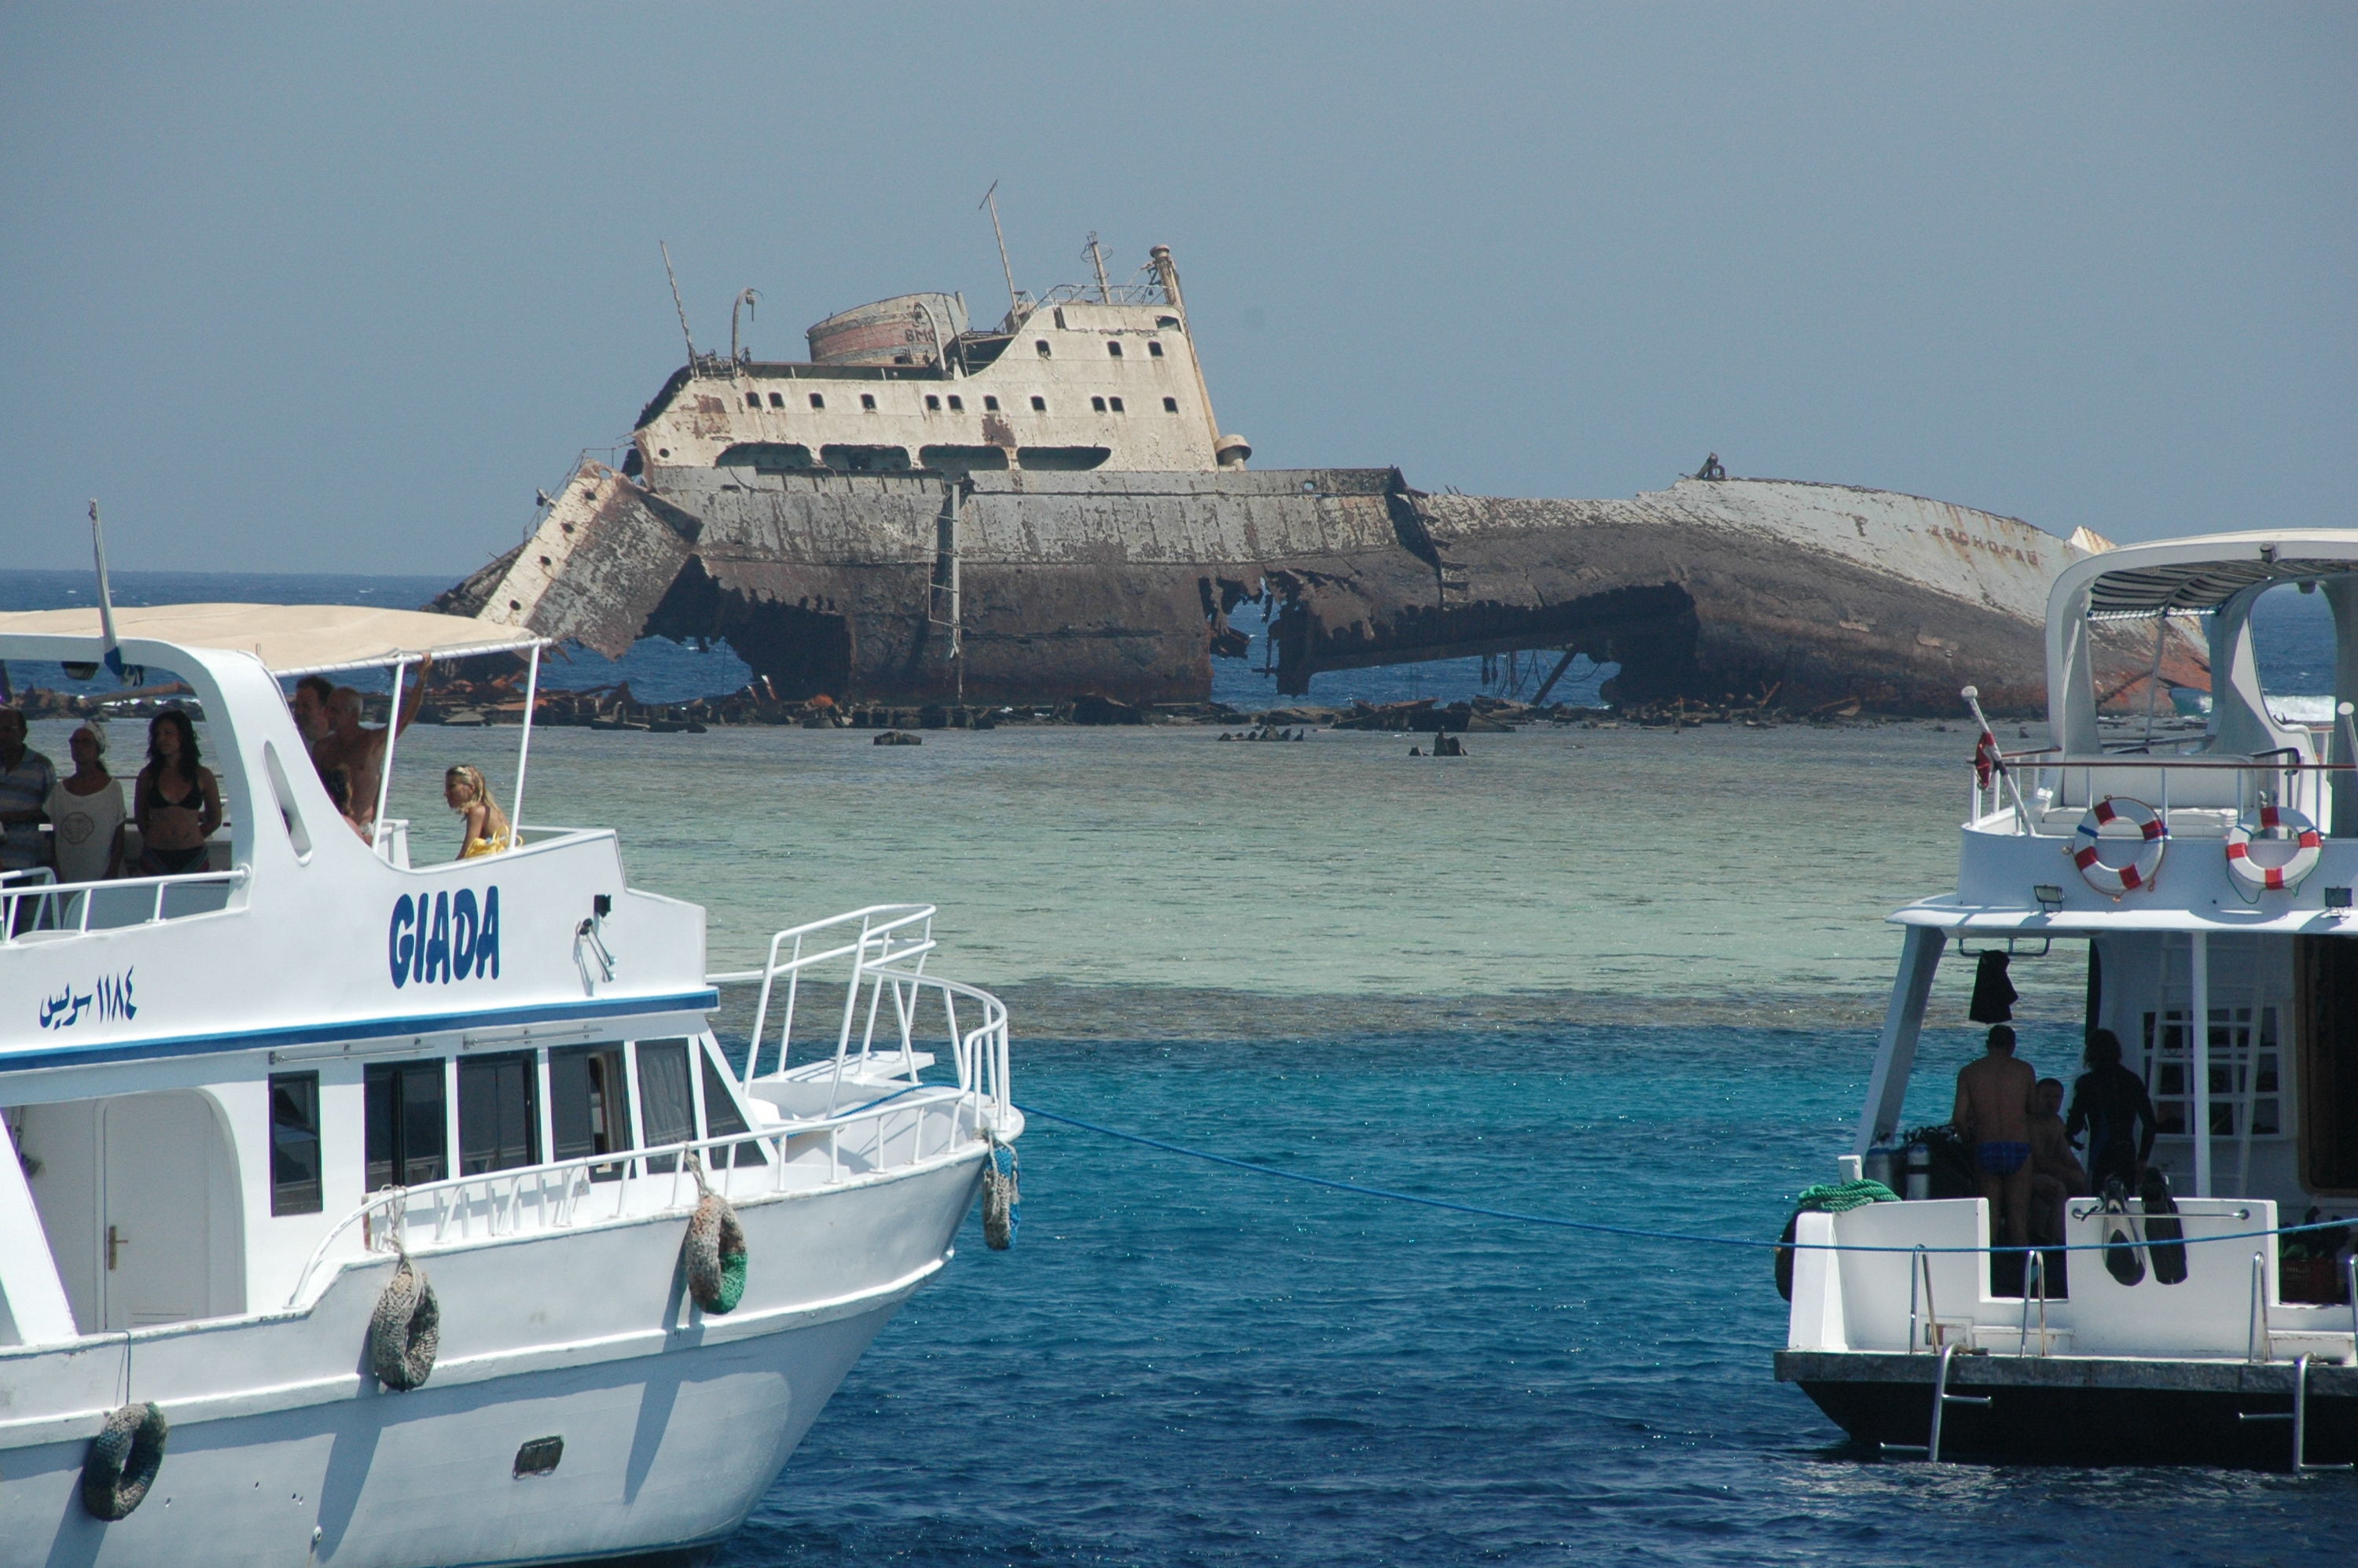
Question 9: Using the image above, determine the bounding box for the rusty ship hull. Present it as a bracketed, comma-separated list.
[442, 462, 2197, 715]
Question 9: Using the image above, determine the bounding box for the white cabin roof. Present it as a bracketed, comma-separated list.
[2057, 528, 2358, 620]
[0, 603, 545, 677]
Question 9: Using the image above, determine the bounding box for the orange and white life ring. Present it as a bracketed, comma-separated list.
[2224, 805, 2322, 892]
[2072, 797, 2167, 896]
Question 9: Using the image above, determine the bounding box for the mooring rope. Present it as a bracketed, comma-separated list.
[1017, 1103, 2353, 1257]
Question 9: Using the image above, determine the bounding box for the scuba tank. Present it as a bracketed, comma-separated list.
[1904, 1141, 1932, 1201]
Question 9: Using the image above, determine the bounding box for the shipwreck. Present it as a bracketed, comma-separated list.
[439, 244, 2200, 716]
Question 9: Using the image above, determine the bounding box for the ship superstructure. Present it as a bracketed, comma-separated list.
[629, 247, 1247, 479]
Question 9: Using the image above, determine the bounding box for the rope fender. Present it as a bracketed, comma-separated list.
[981, 1137, 1019, 1250]
[369, 1251, 440, 1391]
[683, 1190, 748, 1314]
[81, 1401, 167, 1520]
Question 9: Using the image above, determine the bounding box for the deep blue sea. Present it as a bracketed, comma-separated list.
[2, 569, 2350, 1564]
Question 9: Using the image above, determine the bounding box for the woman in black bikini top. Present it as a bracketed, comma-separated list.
[134, 709, 222, 876]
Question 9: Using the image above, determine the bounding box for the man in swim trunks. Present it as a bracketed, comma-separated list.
[1953, 1024, 2038, 1251]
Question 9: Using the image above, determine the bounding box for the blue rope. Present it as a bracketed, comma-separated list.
[1017, 1103, 2353, 1258]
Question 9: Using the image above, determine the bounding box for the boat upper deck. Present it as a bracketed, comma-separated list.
[0, 606, 712, 1081]
[1923, 530, 2358, 938]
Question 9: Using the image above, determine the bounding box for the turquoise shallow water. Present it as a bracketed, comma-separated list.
[4, 571, 2349, 1563]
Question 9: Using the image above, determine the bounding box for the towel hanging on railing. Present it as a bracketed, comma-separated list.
[1969, 950, 2017, 1023]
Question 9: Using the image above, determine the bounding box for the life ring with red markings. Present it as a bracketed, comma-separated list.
[2224, 805, 2321, 893]
[2071, 796, 2167, 897]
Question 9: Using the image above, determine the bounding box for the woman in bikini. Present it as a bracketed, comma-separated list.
[134, 710, 222, 876]
[444, 764, 512, 860]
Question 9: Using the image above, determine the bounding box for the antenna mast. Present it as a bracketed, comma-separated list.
[1086, 232, 1112, 301]
[660, 241, 698, 365]
[979, 182, 1019, 319]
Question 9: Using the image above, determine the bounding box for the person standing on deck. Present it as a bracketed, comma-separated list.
[0, 707, 56, 879]
[1954, 1025, 2038, 1250]
[2066, 1029, 2158, 1195]
[316, 657, 430, 831]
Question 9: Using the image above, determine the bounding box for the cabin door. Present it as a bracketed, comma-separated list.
[2297, 936, 2358, 1195]
[100, 1092, 215, 1328]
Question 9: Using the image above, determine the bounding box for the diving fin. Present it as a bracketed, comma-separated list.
[2102, 1177, 2146, 1287]
[2140, 1169, 2187, 1285]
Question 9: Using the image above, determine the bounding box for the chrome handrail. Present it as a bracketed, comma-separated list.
[0, 865, 248, 945]
[285, 1085, 994, 1309]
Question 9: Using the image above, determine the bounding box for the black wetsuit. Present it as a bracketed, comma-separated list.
[2066, 1063, 2158, 1192]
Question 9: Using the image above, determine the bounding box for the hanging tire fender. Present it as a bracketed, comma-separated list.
[683, 1191, 747, 1314]
[369, 1252, 441, 1391]
[81, 1401, 168, 1520]
[981, 1137, 1019, 1251]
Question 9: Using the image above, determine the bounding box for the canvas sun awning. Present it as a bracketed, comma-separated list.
[0, 604, 546, 678]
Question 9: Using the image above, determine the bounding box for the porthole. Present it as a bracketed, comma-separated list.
[1162, 398, 1177, 413]
[983, 395, 1001, 411]
[948, 395, 964, 412]
[744, 391, 760, 409]
[1034, 340, 1051, 358]
[1148, 341, 1165, 358]
[925, 394, 941, 411]
[1091, 396, 1106, 413]
[769, 392, 784, 408]
[808, 394, 825, 410]
[1107, 341, 1123, 358]
[1109, 397, 1124, 413]
[860, 393, 877, 411]
[1030, 395, 1047, 412]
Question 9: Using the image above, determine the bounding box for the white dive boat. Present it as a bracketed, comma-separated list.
[0, 604, 1019, 1564]
[1779, 531, 2358, 1467]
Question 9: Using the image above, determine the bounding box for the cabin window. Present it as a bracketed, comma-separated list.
[1107, 340, 1123, 358]
[457, 1051, 540, 1175]
[1148, 340, 1164, 358]
[366, 1059, 448, 1188]
[860, 393, 877, 411]
[550, 1043, 632, 1181]
[808, 393, 825, 409]
[925, 394, 942, 412]
[1108, 397, 1124, 413]
[1162, 397, 1179, 413]
[983, 395, 1001, 412]
[700, 1048, 769, 1167]
[636, 1038, 696, 1173]
[1030, 395, 1048, 412]
[744, 391, 760, 409]
[1091, 396, 1107, 413]
[769, 392, 785, 408]
[1034, 340, 1051, 358]
[269, 1071, 324, 1215]
[948, 395, 964, 412]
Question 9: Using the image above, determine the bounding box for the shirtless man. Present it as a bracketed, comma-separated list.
[314, 658, 429, 830]
[2027, 1078, 2088, 1246]
[1953, 1024, 2038, 1250]
[289, 674, 335, 760]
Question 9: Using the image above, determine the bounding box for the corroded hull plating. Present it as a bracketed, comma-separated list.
[445, 465, 2201, 715]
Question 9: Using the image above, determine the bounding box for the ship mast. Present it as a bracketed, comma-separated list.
[980, 182, 1020, 323]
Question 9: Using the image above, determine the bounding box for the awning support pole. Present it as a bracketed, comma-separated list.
[2191, 930, 2213, 1197]
[511, 644, 542, 840]
[372, 656, 410, 855]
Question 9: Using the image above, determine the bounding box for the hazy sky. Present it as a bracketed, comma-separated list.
[4, 4, 2351, 578]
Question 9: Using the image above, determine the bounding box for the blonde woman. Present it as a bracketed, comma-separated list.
[444, 765, 512, 860]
